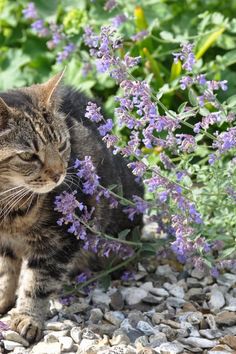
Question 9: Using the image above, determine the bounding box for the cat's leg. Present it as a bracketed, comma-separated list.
[10, 256, 65, 343]
[0, 245, 21, 314]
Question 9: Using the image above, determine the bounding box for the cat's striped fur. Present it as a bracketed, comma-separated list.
[0, 74, 143, 343]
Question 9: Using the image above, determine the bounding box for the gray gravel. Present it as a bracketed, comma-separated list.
[1, 259, 236, 354]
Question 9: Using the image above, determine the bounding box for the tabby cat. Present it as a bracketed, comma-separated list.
[0, 73, 143, 343]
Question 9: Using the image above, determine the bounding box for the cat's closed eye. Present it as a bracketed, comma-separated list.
[18, 152, 38, 162]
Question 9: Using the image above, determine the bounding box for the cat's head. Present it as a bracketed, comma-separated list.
[0, 72, 70, 194]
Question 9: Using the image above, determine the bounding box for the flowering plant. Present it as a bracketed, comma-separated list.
[3, 1, 236, 290]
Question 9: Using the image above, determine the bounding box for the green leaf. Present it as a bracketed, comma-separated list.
[226, 95, 236, 108]
[221, 246, 236, 259]
[188, 88, 198, 106]
[99, 274, 111, 291]
[118, 229, 131, 240]
[221, 49, 236, 67]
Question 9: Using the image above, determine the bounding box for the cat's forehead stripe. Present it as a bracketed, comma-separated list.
[24, 111, 61, 145]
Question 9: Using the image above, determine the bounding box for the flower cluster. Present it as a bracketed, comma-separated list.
[22, 3, 75, 63]
[173, 43, 196, 71]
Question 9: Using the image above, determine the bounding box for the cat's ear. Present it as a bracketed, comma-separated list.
[40, 69, 66, 108]
[0, 97, 11, 130]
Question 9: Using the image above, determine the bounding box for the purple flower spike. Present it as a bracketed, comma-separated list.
[22, 2, 37, 19]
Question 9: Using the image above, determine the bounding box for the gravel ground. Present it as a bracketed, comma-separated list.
[1, 258, 236, 354]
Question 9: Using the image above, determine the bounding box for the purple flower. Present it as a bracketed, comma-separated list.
[196, 74, 206, 85]
[76, 272, 89, 283]
[208, 153, 217, 165]
[158, 191, 168, 203]
[85, 102, 104, 123]
[121, 270, 135, 281]
[56, 43, 75, 63]
[31, 20, 49, 37]
[173, 43, 196, 71]
[131, 30, 149, 42]
[180, 76, 193, 90]
[127, 161, 147, 177]
[98, 119, 113, 136]
[22, 2, 37, 19]
[59, 296, 75, 306]
[104, 0, 118, 11]
[211, 267, 219, 278]
[160, 152, 175, 170]
[212, 127, 236, 153]
[176, 134, 196, 153]
[111, 14, 127, 28]
[102, 134, 119, 148]
[123, 195, 148, 221]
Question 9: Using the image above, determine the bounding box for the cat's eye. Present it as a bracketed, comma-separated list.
[59, 140, 68, 152]
[18, 152, 38, 162]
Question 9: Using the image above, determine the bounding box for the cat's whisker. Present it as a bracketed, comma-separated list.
[0, 185, 24, 197]
[0, 188, 28, 211]
[0, 189, 30, 221]
[0, 189, 29, 216]
[64, 176, 82, 193]
[0, 187, 27, 203]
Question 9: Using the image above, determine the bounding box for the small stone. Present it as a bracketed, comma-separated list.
[58, 336, 73, 352]
[209, 286, 225, 311]
[110, 290, 124, 310]
[70, 327, 82, 344]
[89, 308, 104, 324]
[142, 295, 163, 304]
[206, 314, 217, 330]
[2, 340, 23, 351]
[191, 268, 205, 280]
[92, 289, 111, 306]
[159, 342, 184, 354]
[161, 327, 178, 341]
[209, 344, 234, 353]
[217, 273, 236, 287]
[137, 348, 156, 354]
[79, 338, 98, 351]
[220, 335, 236, 350]
[82, 328, 98, 340]
[13, 348, 30, 354]
[179, 337, 219, 348]
[156, 264, 173, 276]
[45, 322, 69, 331]
[2, 330, 29, 347]
[134, 335, 149, 348]
[169, 285, 185, 299]
[88, 323, 118, 337]
[122, 287, 148, 305]
[166, 296, 185, 308]
[31, 342, 62, 354]
[152, 313, 165, 325]
[110, 331, 130, 346]
[140, 282, 153, 291]
[149, 332, 167, 347]
[186, 277, 203, 287]
[162, 319, 181, 329]
[42, 329, 69, 338]
[187, 311, 204, 325]
[136, 321, 155, 335]
[44, 333, 60, 343]
[186, 288, 203, 300]
[104, 311, 125, 326]
[216, 311, 236, 327]
[150, 288, 169, 297]
[199, 329, 224, 339]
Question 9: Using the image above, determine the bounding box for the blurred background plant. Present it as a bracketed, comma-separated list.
[2, 0, 236, 288]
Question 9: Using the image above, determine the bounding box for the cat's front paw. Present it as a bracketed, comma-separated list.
[10, 313, 42, 343]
